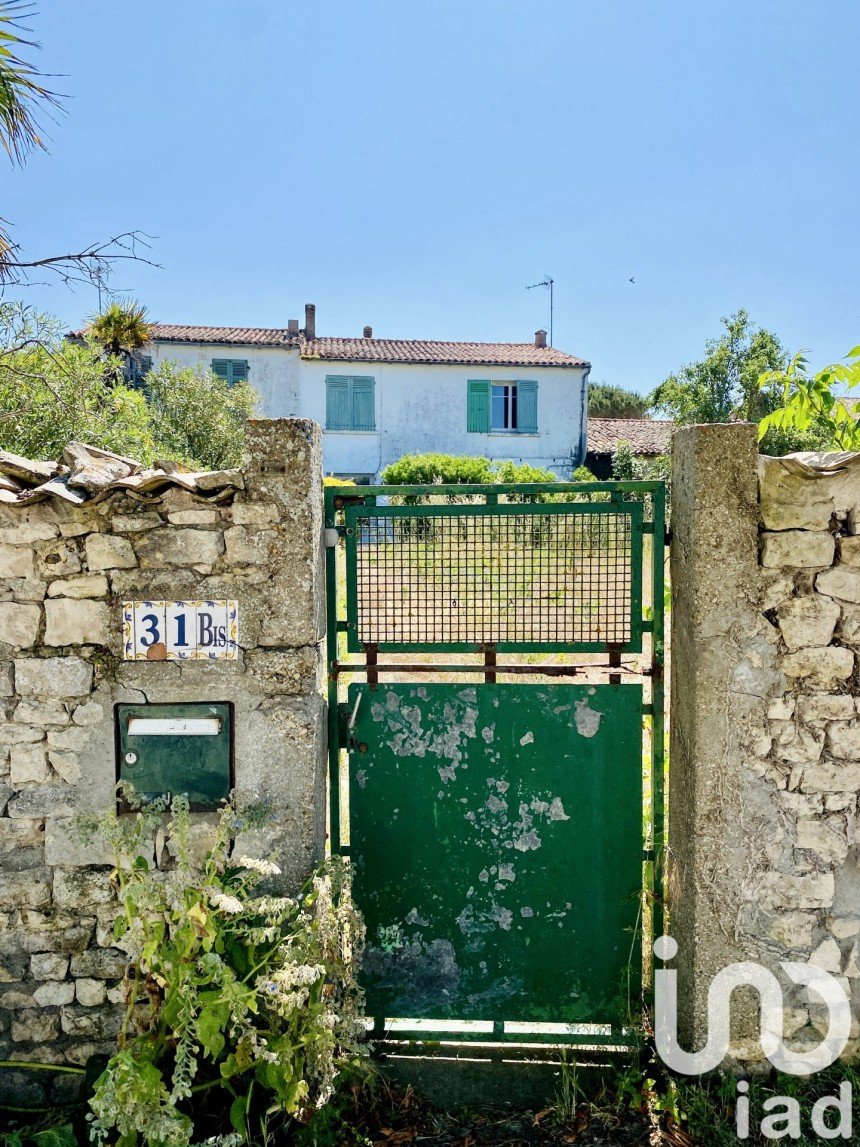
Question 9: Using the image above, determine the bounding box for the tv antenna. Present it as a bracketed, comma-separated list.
[93, 266, 133, 312]
[526, 276, 554, 346]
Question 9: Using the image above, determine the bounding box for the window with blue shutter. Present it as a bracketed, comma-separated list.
[469, 380, 538, 432]
[211, 359, 250, 386]
[325, 376, 376, 431]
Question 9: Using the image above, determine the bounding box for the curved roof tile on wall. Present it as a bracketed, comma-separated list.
[0, 443, 243, 506]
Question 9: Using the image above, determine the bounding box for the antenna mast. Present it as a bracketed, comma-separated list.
[526, 276, 554, 346]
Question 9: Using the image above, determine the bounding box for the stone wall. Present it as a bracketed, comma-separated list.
[671, 423, 860, 1062]
[0, 419, 325, 1097]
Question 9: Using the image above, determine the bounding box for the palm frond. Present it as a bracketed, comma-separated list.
[0, 1, 62, 164]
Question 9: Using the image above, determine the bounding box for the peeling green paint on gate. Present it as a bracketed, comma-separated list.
[348, 682, 643, 1027]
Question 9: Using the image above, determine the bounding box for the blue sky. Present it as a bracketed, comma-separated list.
[5, 0, 859, 394]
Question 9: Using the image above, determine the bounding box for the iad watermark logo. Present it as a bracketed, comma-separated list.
[653, 936, 855, 1140]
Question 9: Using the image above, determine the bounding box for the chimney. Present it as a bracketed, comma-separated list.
[535, 329, 547, 348]
[287, 319, 299, 335]
[363, 325, 373, 339]
[304, 303, 316, 340]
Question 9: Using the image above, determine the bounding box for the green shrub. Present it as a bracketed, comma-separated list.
[0, 302, 259, 469]
[145, 361, 258, 471]
[380, 452, 494, 486]
[610, 440, 636, 482]
[572, 465, 597, 482]
[0, 313, 156, 461]
[491, 459, 558, 502]
[79, 791, 365, 1147]
[608, 441, 671, 514]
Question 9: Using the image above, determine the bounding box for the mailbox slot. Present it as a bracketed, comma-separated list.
[115, 702, 234, 810]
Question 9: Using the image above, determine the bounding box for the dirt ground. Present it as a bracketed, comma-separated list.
[332, 1087, 693, 1147]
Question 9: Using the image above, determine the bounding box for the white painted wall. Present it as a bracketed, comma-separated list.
[146, 342, 302, 419]
[146, 341, 588, 480]
[299, 359, 589, 479]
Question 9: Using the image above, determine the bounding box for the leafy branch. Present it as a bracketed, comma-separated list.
[758, 346, 860, 451]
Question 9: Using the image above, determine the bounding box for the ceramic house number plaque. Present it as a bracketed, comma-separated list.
[122, 600, 239, 661]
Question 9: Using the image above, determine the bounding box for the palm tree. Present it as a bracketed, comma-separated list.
[0, 2, 59, 164]
[88, 300, 151, 355]
[88, 301, 152, 386]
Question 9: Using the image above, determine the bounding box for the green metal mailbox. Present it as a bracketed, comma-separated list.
[115, 702, 234, 809]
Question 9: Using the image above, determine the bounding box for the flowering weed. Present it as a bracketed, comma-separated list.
[79, 790, 366, 1146]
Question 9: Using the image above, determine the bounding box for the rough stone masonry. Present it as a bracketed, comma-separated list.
[671, 423, 860, 1065]
[0, 419, 325, 1101]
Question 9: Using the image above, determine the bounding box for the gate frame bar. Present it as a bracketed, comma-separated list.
[323, 479, 666, 1046]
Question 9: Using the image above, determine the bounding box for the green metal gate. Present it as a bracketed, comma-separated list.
[324, 480, 665, 1047]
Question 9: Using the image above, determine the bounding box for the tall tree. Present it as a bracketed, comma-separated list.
[649, 309, 788, 424]
[587, 381, 649, 419]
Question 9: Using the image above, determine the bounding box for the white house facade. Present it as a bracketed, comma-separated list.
[142, 304, 590, 481]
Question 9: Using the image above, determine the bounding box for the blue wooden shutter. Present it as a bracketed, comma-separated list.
[517, 380, 538, 433]
[351, 377, 375, 430]
[326, 376, 351, 429]
[467, 380, 491, 432]
[212, 359, 249, 386]
[231, 360, 249, 384]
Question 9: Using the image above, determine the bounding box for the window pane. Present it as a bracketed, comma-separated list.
[511, 386, 518, 429]
[491, 385, 506, 430]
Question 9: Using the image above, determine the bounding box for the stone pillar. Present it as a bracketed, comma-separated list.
[669, 423, 784, 1049]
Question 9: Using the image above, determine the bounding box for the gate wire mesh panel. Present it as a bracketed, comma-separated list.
[345, 503, 643, 652]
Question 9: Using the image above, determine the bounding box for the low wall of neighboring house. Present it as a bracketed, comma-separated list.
[298, 359, 589, 479]
[671, 423, 860, 1064]
[0, 420, 325, 1099]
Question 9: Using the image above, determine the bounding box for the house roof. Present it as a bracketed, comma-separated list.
[143, 325, 589, 368]
[587, 417, 674, 456]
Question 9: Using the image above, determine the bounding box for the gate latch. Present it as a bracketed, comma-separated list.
[347, 691, 362, 733]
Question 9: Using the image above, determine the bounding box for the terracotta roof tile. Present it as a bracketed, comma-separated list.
[587, 418, 674, 455]
[148, 324, 295, 347]
[301, 337, 588, 368]
[144, 326, 589, 367]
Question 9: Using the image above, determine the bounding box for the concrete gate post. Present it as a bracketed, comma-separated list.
[669, 422, 775, 1051]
